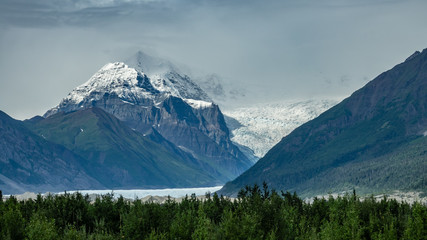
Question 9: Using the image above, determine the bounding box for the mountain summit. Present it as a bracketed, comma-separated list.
[45, 62, 159, 117]
[44, 61, 214, 117]
[44, 54, 252, 182]
[221, 49, 427, 197]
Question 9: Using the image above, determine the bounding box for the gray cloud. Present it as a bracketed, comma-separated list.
[1, 0, 427, 119]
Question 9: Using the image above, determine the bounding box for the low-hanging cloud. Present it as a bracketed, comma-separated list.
[1, 0, 427, 119]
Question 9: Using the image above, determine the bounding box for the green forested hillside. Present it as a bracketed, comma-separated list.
[0, 111, 102, 194]
[298, 136, 427, 196]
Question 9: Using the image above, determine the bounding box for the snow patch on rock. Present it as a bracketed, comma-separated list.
[183, 99, 213, 109]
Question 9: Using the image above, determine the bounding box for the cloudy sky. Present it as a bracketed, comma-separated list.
[1, 0, 427, 119]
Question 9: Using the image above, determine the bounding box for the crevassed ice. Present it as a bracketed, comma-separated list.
[224, 100, 337, 158]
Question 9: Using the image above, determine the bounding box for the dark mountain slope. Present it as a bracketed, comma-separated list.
[0, 111, 102, 195]
[220, 49, 427, 197]
[27, 107, 220, 188]
[302, 136, 426, 195]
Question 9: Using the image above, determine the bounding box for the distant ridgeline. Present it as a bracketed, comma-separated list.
[220, 49, 427, 197]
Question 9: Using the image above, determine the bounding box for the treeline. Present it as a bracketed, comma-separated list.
[0, 185, 426, 240]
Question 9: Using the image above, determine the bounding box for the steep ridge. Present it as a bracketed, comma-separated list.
[29, 108, 220, 188]
[0, 111, 102, 194]
[220, 49, 427, 197]
[44, 60, 252, 180]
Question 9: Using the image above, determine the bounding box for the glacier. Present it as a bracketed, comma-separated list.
[66, 186, 223, 199]
[223, 99, 337, 158]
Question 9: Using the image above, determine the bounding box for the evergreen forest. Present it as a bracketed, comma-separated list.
[0, 185, 426, 240]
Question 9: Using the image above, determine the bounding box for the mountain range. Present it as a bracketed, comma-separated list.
[220, 49, 427, 197]
[1, 53, 254, 194]
[2, 49, 426, 197]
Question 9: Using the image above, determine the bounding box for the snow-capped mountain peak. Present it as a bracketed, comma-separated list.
[44, 62, 160, 117]
[71, 62, 157, 101]
[44, 55, 215, 117]
[43, 53, 253, 181]
[183, 98, 213, 109]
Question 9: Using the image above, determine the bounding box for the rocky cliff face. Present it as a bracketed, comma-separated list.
[44, 61, 252, 179]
